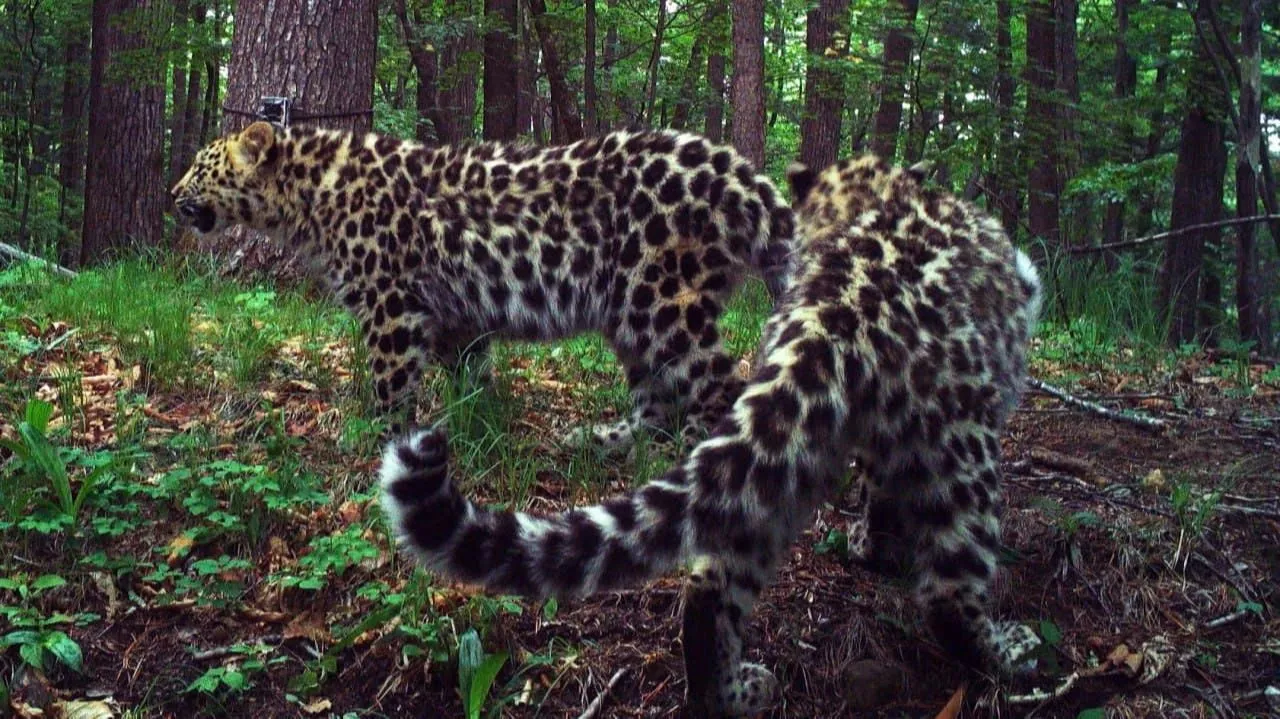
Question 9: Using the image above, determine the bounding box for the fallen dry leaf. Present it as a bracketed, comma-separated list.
[299, 698, 331, 715]
[56, 699, 116, 719]
[934, 684, 966, 719]
[165, 532, 197, 564]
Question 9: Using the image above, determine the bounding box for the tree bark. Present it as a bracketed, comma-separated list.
[670, 29, 706, 131]
[1055, 0, 1082, 247]
[439, 0, 479, 144]
[223, 0, 376, 136]
[528, 0, 583, 143]
[166, 0, 190, 187]
[1135, 27, 1172, 237]
[1234, 0, 1266, 348]
[730, 0, 765, 167]
[483, 0, 519, 140]
[57, 31, 89, 227]
[993, 0, 1018, 233]
[175, 3, 205, 175]
[395, 0, 442, 143]
[80, 0, 166, 265]
[641, 0, 669, 125]
[1101, 0, 1138, 266]
[583, 0, 599, 134]
[869, 0, 919, 159]
[703, 0, 728, 143]
[1025, 0, 1060, 247]
[1159, 0, 1228, 348]
[798, 0, 849, 169]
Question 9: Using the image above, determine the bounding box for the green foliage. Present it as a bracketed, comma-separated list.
[0, 573, 88, 675]
[458, 628, 510, 719]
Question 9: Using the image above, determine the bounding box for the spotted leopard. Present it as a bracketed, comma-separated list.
[381, 154, 1043, 716]
[172, 122, 794, 450]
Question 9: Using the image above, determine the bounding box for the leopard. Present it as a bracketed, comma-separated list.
[171, 121, 794, 451]
[379, 154, 1044, 716]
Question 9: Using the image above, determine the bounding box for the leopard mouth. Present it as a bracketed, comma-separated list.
[176, 200, 218, 233]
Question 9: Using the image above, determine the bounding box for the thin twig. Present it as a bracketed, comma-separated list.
[1027, 377, 1167, 431]
[1204, 609, 1250, 629]
[190, 634, 283, 661]
[1068, 214, 1280, 254]
[577, 667, 629, 719]
[0, 241, 78, 278]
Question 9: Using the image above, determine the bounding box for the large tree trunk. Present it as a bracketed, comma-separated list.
[57, 31, 89, 231]
[869, 0, 919, 159]
[730, 0, 765, 167]
[1025, 0, 1060, 247]
[703, 0, 728, 143]
[1101, 0, 1138, 266]
[1234, 0, 1266, 348]
[1159, 1, 1228, 348]
[80, 0, 166, 266]
[992, 0, 1018, 233]
[483, 0, 519, 140]
[529, 0, 583, 142]
[799, 0, 850, 169]
[223, 0, 376, 136]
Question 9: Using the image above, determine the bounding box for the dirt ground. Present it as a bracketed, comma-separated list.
[6, 354, 1279, 719]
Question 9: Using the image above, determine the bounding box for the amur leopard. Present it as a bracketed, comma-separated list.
[379, 154, 1044, 715]
[172, 122, 794, 451]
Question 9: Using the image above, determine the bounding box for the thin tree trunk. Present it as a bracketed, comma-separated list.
[1055, 0, 1082, 247]
[799, 0, 850, 169]
[528, 0, 583, 142]
[670, 31, 706, 131]
[439, 0, 479, 144]
[1025, 0, 1060, 247]
[703, 0, 728, 143]
[80, 0, 166, 265]
[167, 0, 190, 186]
[1135, 27, 1173, 237]
[601, 0, 625, 128]
[395, 0, 442, 143]
[1234, 0, 1265, 348]
[176, 3, 205, 175]
[869, 0, 919, 159]
[483, 0, 519, 140]
[993, 0, 1018, 233]
[730, 0, 765, 167]
[584, 0, 598, 134]
[1101, 0, 1138, 267]
[641, 1, 668, 125]
[57, 33, 89, 229]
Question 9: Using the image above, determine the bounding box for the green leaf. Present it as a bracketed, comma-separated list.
[42, 631, 83, 673]
[458, 628, 484, 712]
[24, 400, 54, 432]
[18, 642, 46, 671]
[221, 668, 247, 691]
[1039, 620, 1063, 646]
[1, 630, 41, 648]
[31, 574, 67, 591]
[466, 652, 508, 719]
[1076, 709, 1106, 719]
[541, 597, 559, 621]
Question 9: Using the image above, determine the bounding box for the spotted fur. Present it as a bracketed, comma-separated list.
[380, 155, 1043, 716]
[172, 122, 794, 449]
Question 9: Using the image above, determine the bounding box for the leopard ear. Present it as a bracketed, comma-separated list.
[236, 121, 277, 165]
[906, 159, 934, 183]
[787, 162, 817, 206]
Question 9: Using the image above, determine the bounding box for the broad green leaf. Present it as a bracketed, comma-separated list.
[32, 574, 67, 591]
[458, 628, 484, 713]
[42, 631, 83, 673]
[1, 630, 40, 647]
[1038, 620, 1063, 646]
[18, 641, 46, 671]
[466, 652, 508, 719]
[1076, 709, 1106, 719]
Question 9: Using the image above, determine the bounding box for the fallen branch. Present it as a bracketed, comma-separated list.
[0, 241, 78, 279]
[191, 634, 283, 661]
[1026, 378, 1167, 431]
[1069, 214, 1280, 254]
[578, 667, 629, 719]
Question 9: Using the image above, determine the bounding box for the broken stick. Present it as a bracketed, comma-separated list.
[1026, 377, 1167, 431]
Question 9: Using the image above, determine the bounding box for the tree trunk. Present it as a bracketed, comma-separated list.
[869, 0, 919, 159]
[1101, 0, 1138, 266]
[1135, 27, 1172, 237]
[439, 0, 479, 144]
[730, 0, 765, 167]
[1025, 0, 1060, 247]
[1234, 0, 1266, 348]
[1159, 2, 1228, 348]
[641, 0, 668, 125]
[584, 0, 598, 134]
[57, 33, 89, 228]
[166, 0, 190, 187]
[799, 0, 850, 169]
[529, 0, 583, 142]
[601, 0, 626, 128]
[395, 0, 442, 143]
[483, 0, 519, 140]
[80, 0, 166, 265]
[993, 0, 1018, 233]
[224, 0, 376, 136]
[703, 0, 728, 143]
[670, 30, 706, 131]
[176, 3, 205, 175]
[1055, 0, 1082, 247]
[517, 0, 536, 138]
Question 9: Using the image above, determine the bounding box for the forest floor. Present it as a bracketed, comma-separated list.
[1, 260, 1278, 719]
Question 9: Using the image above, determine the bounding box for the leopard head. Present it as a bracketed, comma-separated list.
[170, 121, 285, 234]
